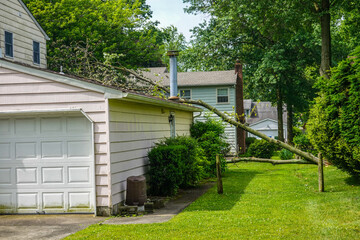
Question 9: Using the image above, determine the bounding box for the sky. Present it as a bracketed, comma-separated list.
[146, 0, 207, 41]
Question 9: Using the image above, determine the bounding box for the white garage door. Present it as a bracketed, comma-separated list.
[0, 113, 95, 214]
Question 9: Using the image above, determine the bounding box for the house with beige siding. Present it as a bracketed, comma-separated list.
[0, 0, 49, 68]
[0, 1, 200, 216]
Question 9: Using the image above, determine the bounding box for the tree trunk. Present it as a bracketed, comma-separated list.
[319, 0, 331, 79]
[277, 87, 284, 142]
[287, 103, 294, 145]
[229, 157, 316, 165]
[216, 155, 223, 194]
[318, 153, 324, 192]
[235, 61, 246, 154]
[180, 98, 319, 164]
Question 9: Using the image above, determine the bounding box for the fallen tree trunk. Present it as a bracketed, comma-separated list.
[179, 98, 319, 164]
[228, 157, 316, 165]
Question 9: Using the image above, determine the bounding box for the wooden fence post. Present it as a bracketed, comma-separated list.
[216, 155, 223, 194]
[318, 153, 324, 192]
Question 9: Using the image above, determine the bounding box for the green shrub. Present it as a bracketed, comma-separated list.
[293, 133, 317, 157]
[279, 149, 294, 160]
[191, 117, 230, 176]
[308, 46, 360, 175]
[156, 136, 206, 187]
[247, 139, 276, 159]
[148, 145, 186, 196]
[198, 131, 229, 176]
[190, 116, 225, 139]
[245, 137, 257, 148]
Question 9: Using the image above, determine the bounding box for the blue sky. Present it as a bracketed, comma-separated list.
[146, 0, 207, 41]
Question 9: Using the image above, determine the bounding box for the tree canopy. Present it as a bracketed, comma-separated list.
[23, 0, 164, 72]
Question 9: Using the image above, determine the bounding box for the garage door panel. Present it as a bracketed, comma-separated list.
[16, 168, 38, 184]
[66, 117, 90, 134]
[15, 142, 37, 159]
[69, 192, 91, 209]
[17, 193, 38, 209]
[0, 114, 94, 214]
[0, 193, 13, 209]
[68, 167, 90, 183]
[67, 141, 90, 157]
[0, 169, 11, 184]
[40, 117, 63, 134]
[42, 167, 64, 183]
[43, 192, 64, 209]
[0, 119, 11, 134]
[15, 118, 36, 135]
[0, 143, 11, 159]
[41, 141, 64, 158]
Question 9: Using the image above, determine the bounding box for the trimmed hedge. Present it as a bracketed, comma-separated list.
[148, 145, 186, 196]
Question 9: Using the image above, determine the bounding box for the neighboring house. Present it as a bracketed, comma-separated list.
[143, 67, 287, 151]
[0, 1, 199, 216]
[246, 101, 287, 140]
[0, 0, 49, 68]
[143, 67, 238, 151]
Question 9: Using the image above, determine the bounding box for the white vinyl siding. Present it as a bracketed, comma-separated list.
[187, 86, 237, 152]
[0, 0, 47, 68]
[108, 100, 192, 209]
[0, 66, 110, 209]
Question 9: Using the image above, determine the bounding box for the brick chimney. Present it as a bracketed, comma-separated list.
[235, 60, 246, 154]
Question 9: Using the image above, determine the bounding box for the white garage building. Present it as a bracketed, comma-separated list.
[0, 60, 199, 215]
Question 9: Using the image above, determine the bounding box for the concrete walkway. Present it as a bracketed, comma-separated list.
[0, 182, 214, 239]
[104, 182, 214, 225]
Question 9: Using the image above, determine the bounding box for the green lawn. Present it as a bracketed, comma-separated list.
[67, 163, 360, 239]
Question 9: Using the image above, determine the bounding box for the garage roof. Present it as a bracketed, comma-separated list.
[0, 59, 201, 112]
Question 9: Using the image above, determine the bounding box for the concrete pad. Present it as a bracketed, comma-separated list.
[0, 214, 106, 240]
[104, 181, 214, 225]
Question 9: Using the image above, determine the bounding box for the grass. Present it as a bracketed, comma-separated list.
[66, 163, 360, 239]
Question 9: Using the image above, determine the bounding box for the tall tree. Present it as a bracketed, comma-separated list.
[182, 0, 356, 142]
[23, 0, 164, 72]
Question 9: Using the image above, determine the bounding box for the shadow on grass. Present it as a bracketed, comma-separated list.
[345, 175, 360, 186]
[183, 169, 260, 212]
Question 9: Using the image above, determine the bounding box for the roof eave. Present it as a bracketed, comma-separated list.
[122, 93, 202, 112]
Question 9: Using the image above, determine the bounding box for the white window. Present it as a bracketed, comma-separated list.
[179, 89, 191, 99]
[5, 31, 13, 58]
[33, 41, 40, 65]
[217, 88, 229, 103]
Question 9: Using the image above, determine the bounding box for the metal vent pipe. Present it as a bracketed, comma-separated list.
[167, 50, 180, 100]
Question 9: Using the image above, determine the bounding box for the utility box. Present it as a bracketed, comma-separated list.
[125, 176, 147, 206]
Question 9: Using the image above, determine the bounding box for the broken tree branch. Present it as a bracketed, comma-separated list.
[228, 157, 316, 165]
[179, 98, 319, 164]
